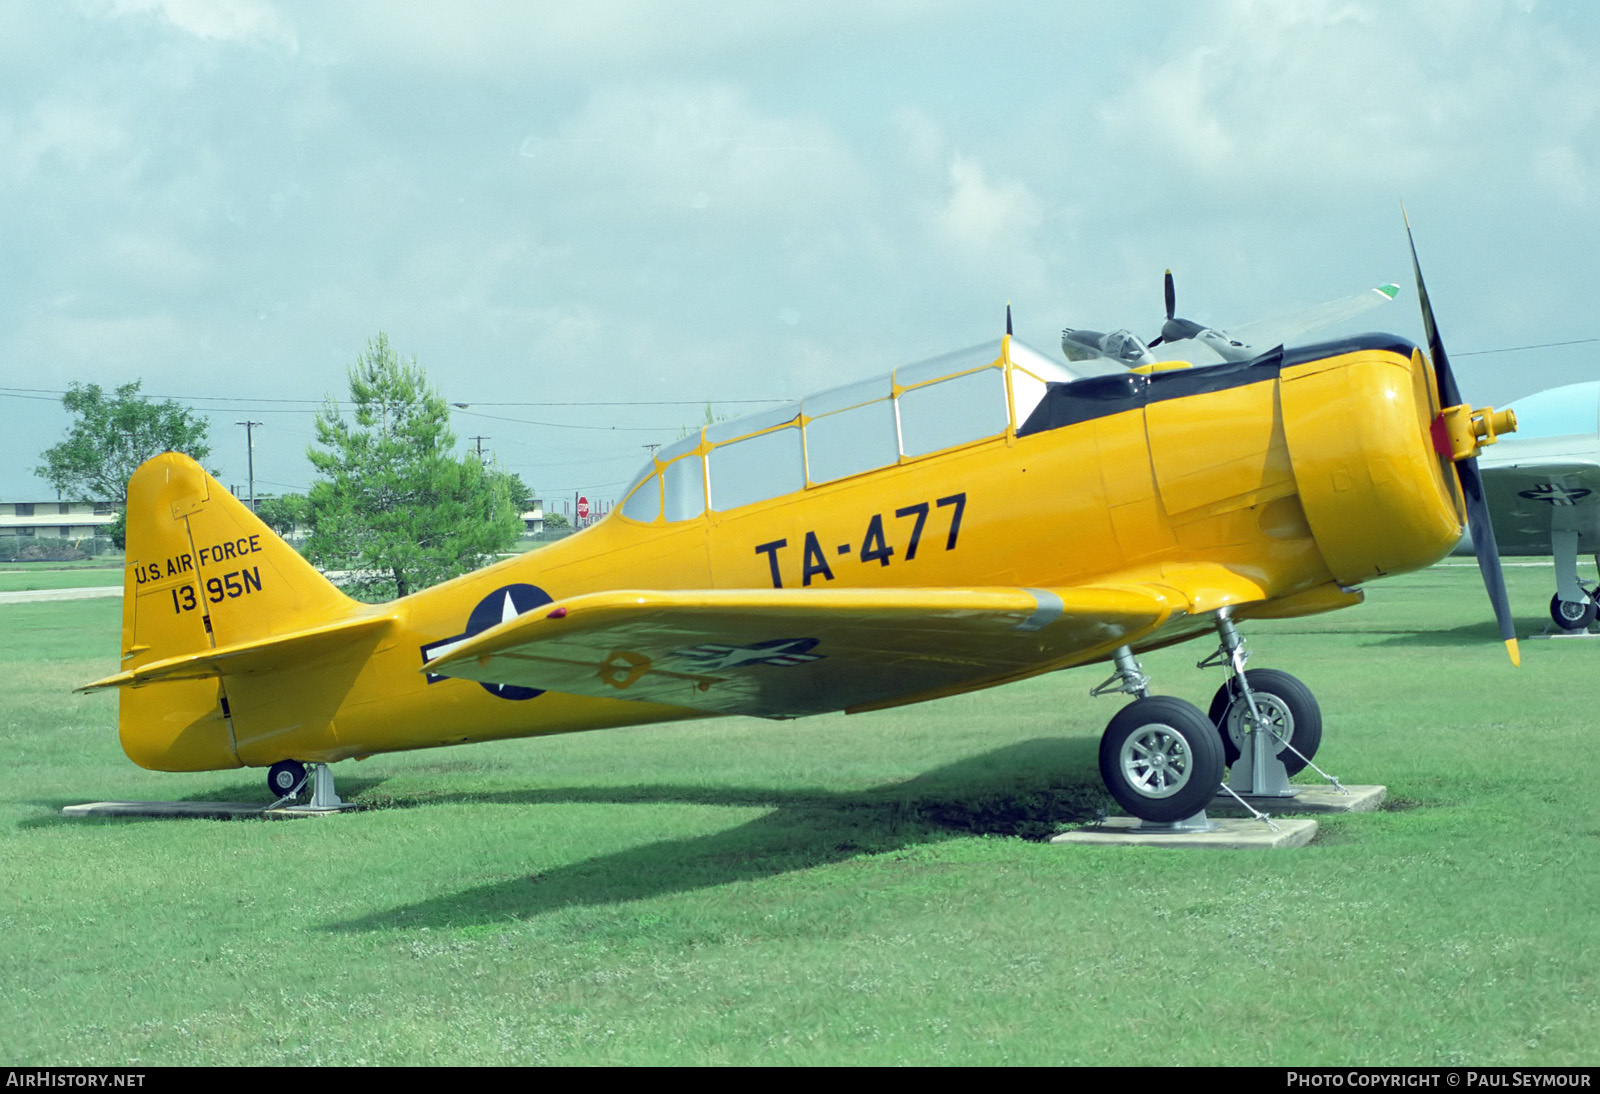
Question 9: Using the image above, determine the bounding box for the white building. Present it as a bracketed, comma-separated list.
[0, 500, 117, 541]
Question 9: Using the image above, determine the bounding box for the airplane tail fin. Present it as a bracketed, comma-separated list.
[107, 452, 364, 770]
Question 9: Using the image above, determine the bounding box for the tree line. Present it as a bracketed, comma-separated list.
[35, 333, 531, 602]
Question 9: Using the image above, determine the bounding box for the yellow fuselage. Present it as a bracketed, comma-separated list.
[114, 336, 1464, 773]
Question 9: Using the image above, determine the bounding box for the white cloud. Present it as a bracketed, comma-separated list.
[92, 0, 297, 49]
[518, 83, 862, 221]
[935, 154, 1044, 255]
[1, 101, 133, 184]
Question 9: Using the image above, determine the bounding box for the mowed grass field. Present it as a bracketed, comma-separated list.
[2, 563, 1596, 1065]
[0, 565, 123, 592]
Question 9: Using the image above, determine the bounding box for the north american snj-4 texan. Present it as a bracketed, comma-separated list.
[82, 221, 1522, 827]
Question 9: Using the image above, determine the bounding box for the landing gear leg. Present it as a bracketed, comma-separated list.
[1091, 645, 1223, 828]
[1201, 610, 1342, 802]
[1550, 531, 1596, 631]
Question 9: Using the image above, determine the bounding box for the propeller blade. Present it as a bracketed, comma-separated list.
[1164, 269, 1176, 320]
[1405, 211, 1520, 665]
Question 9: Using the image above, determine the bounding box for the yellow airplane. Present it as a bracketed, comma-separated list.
[81, 228, 1519, 824]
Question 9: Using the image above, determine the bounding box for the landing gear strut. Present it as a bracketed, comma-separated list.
[1199, 609, 1339, 801]
[1207, 669, 1323, 776]
[1548, 530, 1598, 632]
[1092, 646, 1223, 826]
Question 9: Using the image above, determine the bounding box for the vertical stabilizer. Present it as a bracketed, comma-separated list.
[116, 452, 359, 770]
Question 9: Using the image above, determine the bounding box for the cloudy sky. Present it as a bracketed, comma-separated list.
[2, 0, 1597, 506]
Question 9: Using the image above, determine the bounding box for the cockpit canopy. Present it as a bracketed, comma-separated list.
[619, 338, 1097, 523]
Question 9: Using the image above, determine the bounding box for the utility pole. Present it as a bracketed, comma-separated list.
[235, 421, 262, 511]
[469, 435, 490, 462]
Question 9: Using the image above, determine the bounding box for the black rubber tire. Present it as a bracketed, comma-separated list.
[1099, 696, 1225, 823]
[267, 759, 307, 800]
[1549, 593, 1596, 632]
[1207, 668, 1322, 775]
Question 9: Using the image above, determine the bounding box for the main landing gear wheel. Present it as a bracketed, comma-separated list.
[1207, 668, 1322, 775]
[1099, 696, 1225, 823]
[267, 759, 307, 800]
[1549, 593, 1597, 632]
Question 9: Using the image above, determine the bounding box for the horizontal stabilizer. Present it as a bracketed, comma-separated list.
[79, 613, 391, 692]
[422, 585, 1179, 718]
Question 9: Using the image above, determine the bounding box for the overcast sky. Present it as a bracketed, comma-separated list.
[3, 0, 1597, 505]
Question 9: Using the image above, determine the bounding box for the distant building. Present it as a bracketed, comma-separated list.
[521, 499, 544, 535]
[0, 500, 116, 541]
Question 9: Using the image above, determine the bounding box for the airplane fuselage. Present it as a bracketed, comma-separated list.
[112, 333, 1466, 774]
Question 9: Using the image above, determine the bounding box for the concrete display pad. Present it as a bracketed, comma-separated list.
[62, 800, 360, 820]
[1212, 783, 1387, 815]
[1051, 815, 1318, 849]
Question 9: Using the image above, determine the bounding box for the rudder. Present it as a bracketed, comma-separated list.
[116, 452, 359, 771]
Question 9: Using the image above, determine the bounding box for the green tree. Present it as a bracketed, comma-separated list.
[305, 333, 524, 601]
[255, 493, 311, 537]
[36, 381, 212, 549]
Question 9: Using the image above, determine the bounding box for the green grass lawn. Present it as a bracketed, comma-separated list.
[0, 565, 123, 591]
[1, 564, 1596, 1065]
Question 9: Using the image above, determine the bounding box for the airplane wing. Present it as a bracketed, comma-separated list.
[422, 584, 1188, 718]
[1476, 455, 1600, 555]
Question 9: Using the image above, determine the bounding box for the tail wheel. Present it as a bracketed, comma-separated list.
[1207, 668, 1322, 775]
[1099, 696, 1225, 823]
[267, 760, 307, 800]
[1549, 593, 1597, 632]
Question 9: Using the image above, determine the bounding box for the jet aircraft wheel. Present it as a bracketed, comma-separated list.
[1549, 594, 1597, 632]
[1098, 696, 1225, 823]
[267, 760, 307, 800]
[1207, 668, 1322, 775]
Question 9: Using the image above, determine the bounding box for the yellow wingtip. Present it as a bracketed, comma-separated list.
[1506, 638, 1521, 667]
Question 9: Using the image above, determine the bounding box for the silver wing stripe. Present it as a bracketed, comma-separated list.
[1016, 588, 1064, 632]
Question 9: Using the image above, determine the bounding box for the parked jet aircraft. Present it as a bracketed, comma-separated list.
[1474, 380, 1600, 630]
[1061, 270, 1400, 370]
[82, 228, 1519, 825]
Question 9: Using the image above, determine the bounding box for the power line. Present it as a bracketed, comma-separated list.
[1454, 337, 1600, 357]
[0, 385, 787, 409]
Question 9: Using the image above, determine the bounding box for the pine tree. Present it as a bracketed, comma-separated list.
[305, 333, 524, 601]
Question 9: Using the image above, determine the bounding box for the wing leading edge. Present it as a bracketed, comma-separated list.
[422, 585, 1186, 718]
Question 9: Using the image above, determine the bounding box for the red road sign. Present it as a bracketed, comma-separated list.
[577, 496, 590, 520]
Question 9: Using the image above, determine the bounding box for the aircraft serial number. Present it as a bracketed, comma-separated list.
[754, 492, 966, 588]
[169, 566, 263, 614]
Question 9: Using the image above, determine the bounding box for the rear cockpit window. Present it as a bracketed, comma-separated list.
[805, 398, 899, 485]
[897, 366, 1009, 458]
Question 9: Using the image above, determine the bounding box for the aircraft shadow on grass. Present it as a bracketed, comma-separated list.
[326, 737, 1107, 932]
[1367, 615, 1546, 649]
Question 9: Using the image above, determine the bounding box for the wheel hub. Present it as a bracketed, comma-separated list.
[1120, 724, 1193, 798]
[1227, 693, 1293, 753]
